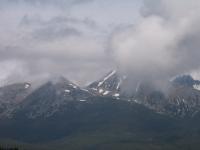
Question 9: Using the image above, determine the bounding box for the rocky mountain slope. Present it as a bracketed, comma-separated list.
[0, 82, 32, 118]
[1, 71, 200, 119]
[1, 71, 200, 149]
[88, 72, 200, 118]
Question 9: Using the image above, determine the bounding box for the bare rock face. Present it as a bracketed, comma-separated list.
[0, 82, 32, 118]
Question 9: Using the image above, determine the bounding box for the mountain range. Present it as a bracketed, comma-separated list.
[1, 70, 200, 149]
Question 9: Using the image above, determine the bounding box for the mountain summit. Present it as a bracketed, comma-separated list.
[88, 70, 125, 98]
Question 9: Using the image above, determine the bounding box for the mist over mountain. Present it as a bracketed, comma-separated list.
[1, 0, 200, 150]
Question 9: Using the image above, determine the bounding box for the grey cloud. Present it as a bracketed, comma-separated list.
[5, 0, 200, 88]
[49, 17, 98, 29]
[0, 0, 112, 86]
[32, 26, 81, 41]
[141, 0, 167, 18]
[19, 15, 99, 40]
[0, 0, 95, 8]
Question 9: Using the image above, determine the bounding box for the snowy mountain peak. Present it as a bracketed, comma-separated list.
[172, 75, 195, 87]
[88, 70, 127, 97]
[171, 74, 200, 91]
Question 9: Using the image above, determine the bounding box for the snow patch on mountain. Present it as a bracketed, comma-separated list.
[116, 78, 122, 90]
[99, 89, 104, 94]
[24, 83, 31, 89]
[113, 93, 120, 97]
[98, 70, 116, 87]
[69, 83, 77, 89]
[103, 91, 110, 95]
[194, 84, 200, 91]
[79, 100, 87, 102]
[64, 89, 70, 93]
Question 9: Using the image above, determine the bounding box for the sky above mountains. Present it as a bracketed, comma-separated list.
[0, 0, 141, 85]
[1, 0, 200, 86]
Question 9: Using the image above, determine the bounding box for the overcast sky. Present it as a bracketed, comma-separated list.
[0, 0, 141, 86]
[1, 0, 200, 86]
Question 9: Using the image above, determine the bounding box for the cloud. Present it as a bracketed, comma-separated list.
[0, 0, 95, 8]
[0, 0, 113, 86]
[19, 15, 99, 41]
[32, 25, 82, 41]
[3, 0, 200, 88]
[0, 60, 28, 85]
[109, 0, 200, 84]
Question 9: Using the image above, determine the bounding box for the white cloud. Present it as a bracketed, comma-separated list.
[109, 0, 200, 81]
